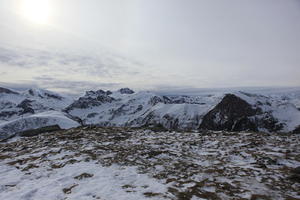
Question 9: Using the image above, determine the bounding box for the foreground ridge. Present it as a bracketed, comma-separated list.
[0, 127, 299, 199]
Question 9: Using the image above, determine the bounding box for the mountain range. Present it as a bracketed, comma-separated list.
[0, 86, 300, 140]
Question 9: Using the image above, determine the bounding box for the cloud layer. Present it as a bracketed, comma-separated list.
[0, 0, 300, 93]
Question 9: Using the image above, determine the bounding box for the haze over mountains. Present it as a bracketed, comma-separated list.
[1, 86, 300, 140]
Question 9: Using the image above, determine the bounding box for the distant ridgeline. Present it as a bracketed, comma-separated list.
[0, 86, 300, 139]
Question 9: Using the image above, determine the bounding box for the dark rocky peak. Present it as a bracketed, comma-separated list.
[199, 94, 260, 132]
[215, 94, 258, 117]
[119, 88, 134, 94]
[0, 87, 19, 95]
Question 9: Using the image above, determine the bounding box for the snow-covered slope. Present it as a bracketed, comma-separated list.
[22, 88, 73, 110]
[0, 87, 73, 122]
[0, 111, 80, 139]
[236, 91, 300, 132]
[0, 87, 79, 139]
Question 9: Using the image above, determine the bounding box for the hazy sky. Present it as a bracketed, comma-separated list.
[0, 0, 300, 94]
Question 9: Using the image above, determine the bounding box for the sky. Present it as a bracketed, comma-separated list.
[0, 0, 300, 94]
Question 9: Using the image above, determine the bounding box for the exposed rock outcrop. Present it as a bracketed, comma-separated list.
[199, 94, 259, 131]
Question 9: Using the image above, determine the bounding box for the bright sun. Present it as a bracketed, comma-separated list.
[20, 0, 52, 25]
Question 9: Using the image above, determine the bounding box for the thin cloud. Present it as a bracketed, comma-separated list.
[0, 78, 121, 95]
[0, 45, 153, 93]
[0, 46, 142, 78]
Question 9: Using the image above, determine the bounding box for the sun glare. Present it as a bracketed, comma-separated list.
[20, 0, 52, 25]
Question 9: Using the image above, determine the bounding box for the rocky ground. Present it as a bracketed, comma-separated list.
[0, 127, 299, 200]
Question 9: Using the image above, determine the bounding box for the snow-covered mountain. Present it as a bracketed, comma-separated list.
[0, 111, 80, 139]
[0, 86, 300, 139]
[0, 87, 73, 122]
[200, 92, 300, 133]
[0, 87, 78, 139]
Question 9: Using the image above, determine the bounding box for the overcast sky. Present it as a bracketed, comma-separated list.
[0, 0, 299, 94]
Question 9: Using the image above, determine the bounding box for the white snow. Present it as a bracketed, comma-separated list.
[22, 88, 74, 110]
[0, 111, 80, 138]
[0, 161, 167, 200]
[0, 88, 73, 122]
[235, 91, 300, 132]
